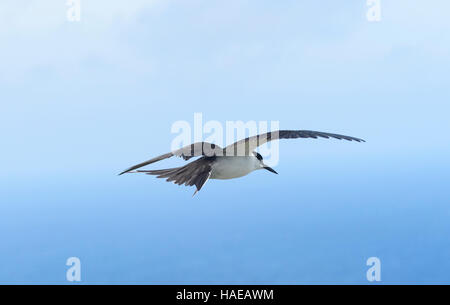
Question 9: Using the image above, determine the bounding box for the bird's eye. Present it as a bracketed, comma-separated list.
[255, 152, 263, 161]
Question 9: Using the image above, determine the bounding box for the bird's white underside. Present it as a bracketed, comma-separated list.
[210, 156, 261, 180]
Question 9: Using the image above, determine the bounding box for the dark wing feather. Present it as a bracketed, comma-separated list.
[119, 142, 222, 175]
[134, 157, 214, 193]
[224, 130, 364, 156]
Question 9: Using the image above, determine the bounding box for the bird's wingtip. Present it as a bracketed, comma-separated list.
[118, 169, 133, 176]
[351, 137, 365, 143]
[118, 170, 139, 175]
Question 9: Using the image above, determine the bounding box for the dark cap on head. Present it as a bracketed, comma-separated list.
[254, 152, 263, 161]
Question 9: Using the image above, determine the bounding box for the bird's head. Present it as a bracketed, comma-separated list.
[253, 152, 278, 174]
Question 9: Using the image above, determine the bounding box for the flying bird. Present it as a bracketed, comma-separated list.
[119, 130, 364, 195]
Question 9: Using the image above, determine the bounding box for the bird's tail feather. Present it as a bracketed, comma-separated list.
[131, 158, 213, 193]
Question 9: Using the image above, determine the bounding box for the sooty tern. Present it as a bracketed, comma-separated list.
[119, 130, 364, 195]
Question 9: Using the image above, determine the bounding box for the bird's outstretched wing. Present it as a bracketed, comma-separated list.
[119, 142, 222, 175]
[133, 157, 214, 195]
[224, 130, 364, 156]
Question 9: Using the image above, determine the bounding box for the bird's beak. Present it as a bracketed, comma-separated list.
[263, 166, 278, 174]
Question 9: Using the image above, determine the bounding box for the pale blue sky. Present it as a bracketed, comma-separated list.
[1, 1, 450, 284]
